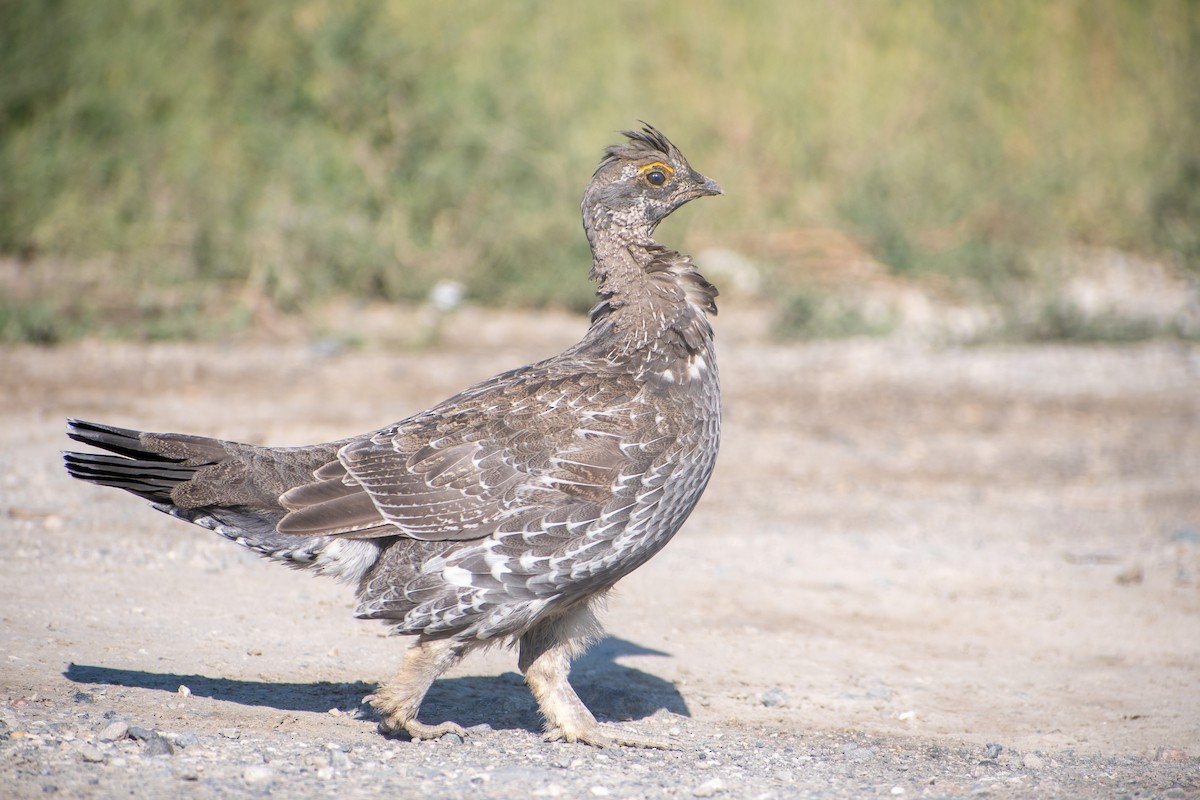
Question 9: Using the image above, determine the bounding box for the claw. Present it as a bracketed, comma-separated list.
[379, 716, 468, 741]
[545, 722, 676, 750]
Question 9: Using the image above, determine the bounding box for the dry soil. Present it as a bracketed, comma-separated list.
[2, 305, 1198, 798]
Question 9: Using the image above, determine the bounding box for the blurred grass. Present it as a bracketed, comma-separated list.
[1, 0, 1197, 341]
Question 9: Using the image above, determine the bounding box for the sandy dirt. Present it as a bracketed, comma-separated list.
[2, 304, 1198, 798]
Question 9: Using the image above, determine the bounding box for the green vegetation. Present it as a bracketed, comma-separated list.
[1, 1, 1197, 341]
[771, 290, 896, 341]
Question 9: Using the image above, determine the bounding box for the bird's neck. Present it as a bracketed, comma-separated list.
[581, 208, 717, 361]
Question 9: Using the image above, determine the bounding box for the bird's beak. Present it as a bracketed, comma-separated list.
[696, 175, 723, 197]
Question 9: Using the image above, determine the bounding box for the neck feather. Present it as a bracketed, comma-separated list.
[582, 208, 717, 359]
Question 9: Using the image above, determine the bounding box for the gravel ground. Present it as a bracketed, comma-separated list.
[2, 694, 1194, 799]
[2, 305, 1199, 798]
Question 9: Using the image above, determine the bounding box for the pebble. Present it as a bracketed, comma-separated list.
[440, 732, 464, 745]
[174, 733, 200, 748]
[243, 765, 275, 786]
[99, 721, 128, 742]
[77, 744, 104, 763]
[1022, 753, 1044, 770]
[760, 688, 789, 708]
[220, 728, 241, 739]
[693, 777, 726, 797]
[143, 733, 174, 757]
[128, 725, 174, 756]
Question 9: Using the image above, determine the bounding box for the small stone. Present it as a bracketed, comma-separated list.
[128, 726, 154, 741]
[760, 688, 789, 708]
[78, 744, 105, 763]
[143, 733, 174, 757]
[439, 732, 464, 745]
[73, 691, 95, 704]
[984, 743, 1003, 760]
[220, 728, 241, 740]
[1022, 753, 1044, 769]
[99, 721, 128, 742]
[177, 685, 192, 698]
[174, 733, 200, 748]
[891, 787, 905, 795]
[590, 787, 611, 797]
[316, 767, 334, 780]
[243, 765, 275, 786]
[693, 777, 726, 797]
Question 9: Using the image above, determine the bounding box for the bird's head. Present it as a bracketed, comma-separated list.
[583, 124, 722, 238]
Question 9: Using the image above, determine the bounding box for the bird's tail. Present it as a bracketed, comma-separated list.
[64, 419, 205, 503]
[63, 418, 380, 584]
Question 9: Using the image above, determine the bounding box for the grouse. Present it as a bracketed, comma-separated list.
[64, 124, 722, 748]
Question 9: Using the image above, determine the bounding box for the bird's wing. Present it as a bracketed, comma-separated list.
[276, 368, 660, 541]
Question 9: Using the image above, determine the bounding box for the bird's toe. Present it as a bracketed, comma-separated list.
[544, 722, 675, 750]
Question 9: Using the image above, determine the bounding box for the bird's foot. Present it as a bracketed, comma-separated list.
[377, 715, 468, 742]
[544, 722, 677, 750]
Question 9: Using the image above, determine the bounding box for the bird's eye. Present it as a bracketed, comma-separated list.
[638, 162, 674, 187]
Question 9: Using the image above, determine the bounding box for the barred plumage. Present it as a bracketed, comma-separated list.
[64, 124, 722, 747]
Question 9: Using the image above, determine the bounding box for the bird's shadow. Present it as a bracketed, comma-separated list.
[63, 635, 688, 734]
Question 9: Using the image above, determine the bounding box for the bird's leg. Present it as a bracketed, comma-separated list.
[519, 602, 672, 749]
[370, 636, 468, 741]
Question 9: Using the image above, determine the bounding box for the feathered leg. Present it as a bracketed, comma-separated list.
[518, 602, 671, 749]
[371, 637, 469, 741]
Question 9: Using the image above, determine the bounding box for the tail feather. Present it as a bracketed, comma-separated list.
[63, 418, 383, 584]
[65, 418, 177, 462]
[64, 418, 208, 503]
[63, 451, 198, 502]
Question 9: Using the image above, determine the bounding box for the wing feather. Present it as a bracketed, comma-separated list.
[275, 370, 669, 542]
